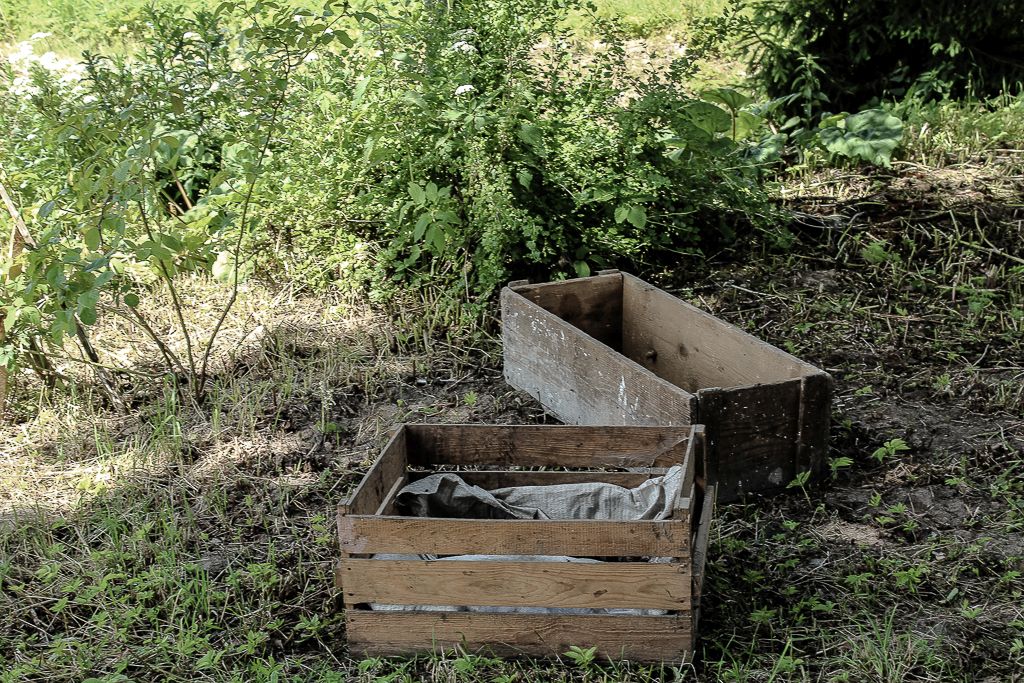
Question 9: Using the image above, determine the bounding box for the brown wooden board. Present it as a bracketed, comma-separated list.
[502, 284, 697, 427]
[513, 272, 623, 347]
[338, 517, 689, 557]
[621, 273, 815, 391]
[341, 559, 690, 610]
[405, 423, 692, 468]
[697, 380, 802, 500]
[345, 612, 693, 662]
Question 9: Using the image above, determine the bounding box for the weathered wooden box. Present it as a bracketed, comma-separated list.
[337, 423, 713, 663]
[501, 270, 832, 501]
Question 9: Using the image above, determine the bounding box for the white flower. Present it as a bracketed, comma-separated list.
[451, 41, 478, 55]
[451, 28, 477, 39]
[304, 51, 319, 63]
[182, 31, 200, 40]
[324, 28, 333, 34]
[208, 81, 221, 93]
[82, 94, 97, 104]
[454, 84, 477, 96]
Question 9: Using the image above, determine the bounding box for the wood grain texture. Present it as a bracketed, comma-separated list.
[502, 286, 696, 426]
[797, 372, 833, 478]
[621, 273, 817, 392]
[339, 517, 689, 557]
[698, 381, 802, 501]
[405, 423, 693, 468]
[406, 470, 665, 489]
[341, 559, 690, 610]
[339, 428, 407, 517]
[510, 273, 623, 347]
[345, 612, 693, 662]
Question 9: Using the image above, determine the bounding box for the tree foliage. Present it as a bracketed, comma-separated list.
[742, 0, 1024, 112]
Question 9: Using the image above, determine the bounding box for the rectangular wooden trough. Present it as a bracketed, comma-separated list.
[501, 270, 832, 501]
[336, 423, 713, 663]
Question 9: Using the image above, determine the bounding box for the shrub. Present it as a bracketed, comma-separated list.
[741, 0, 1024, 113]
[265, 0, 782, 298]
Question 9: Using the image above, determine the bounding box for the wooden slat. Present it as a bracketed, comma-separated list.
[406, 470, 663, 489]
[502, 287, 697, 426]
[511, 273, 624, 348]
[346, 612, 693, 662]
[405, 424, 693, 468]
[338, 517, 689, 557]
[797, 372, 833, 479]
[698, 381, 802, 501]
[375, 476, 408, 516]
[621, 272, 817, 392]
[691, 483, 715, 603]
[341, 559, 690, 610]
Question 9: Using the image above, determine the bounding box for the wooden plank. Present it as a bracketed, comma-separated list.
[691, 483, 715, 603]
[405, 424, 693, 468]
[698, 381, 802, 502]
[797, 372, 833, 479]
[341, 559, 690, 610]
[346, 612, 693, 662]
[339, 517, 689, 557]
[621, 273, 816, 393]
[339, 428, 407, 516]
[502, 287, 697, 426]
[510, 273, 623, 348]
[375, 476, 408, 516]
[406, 470, 664, 489]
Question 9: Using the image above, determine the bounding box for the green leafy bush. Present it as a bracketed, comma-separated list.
[264, 0, 781, 297]
[740, 0, 1024, 113]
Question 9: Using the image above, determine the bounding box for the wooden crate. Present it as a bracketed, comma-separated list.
[337, 423, 714, 663]
[501, 270, 832, 501]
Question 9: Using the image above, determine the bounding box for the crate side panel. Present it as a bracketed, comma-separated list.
[339, 517, 689, 557]
[341, 559, 690, 610]
[346, 612, 693, 663]
[698, 380, 802, 501]
[512, 273, 624, 348]
[405, 424, 693, 468]
[502, 287, 695, 426]
[621, 273, 818, 391]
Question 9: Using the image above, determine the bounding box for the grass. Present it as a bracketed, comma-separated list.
[3, 150, 1023, 680]
[3, 0, 1024, 681]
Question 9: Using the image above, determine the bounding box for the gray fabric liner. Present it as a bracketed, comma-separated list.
[368, 466, 686, 615]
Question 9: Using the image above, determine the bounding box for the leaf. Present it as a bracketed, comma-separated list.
[818, 109, 904, 166]
[682, 101, 732, 136]
[425, 182, 438, 202]
[626, 205, 647, 230]
[84, 228, 101, 251]
[124, 293, 140, 308]
[408, 182, 425, 204]
[701, 87, 752, 112]
[79, 306, 97, 326]
[516, 169, 533, 188]
[413, 213, 430, 240]
[518, 123, 543, 148]
[614, 205, 630, 224]
[573, 260, 590, 278]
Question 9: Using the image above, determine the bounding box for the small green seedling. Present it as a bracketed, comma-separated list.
[872, 438, 910, 463]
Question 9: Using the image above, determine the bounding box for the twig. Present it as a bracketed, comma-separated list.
[138, 201, 198, 382]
